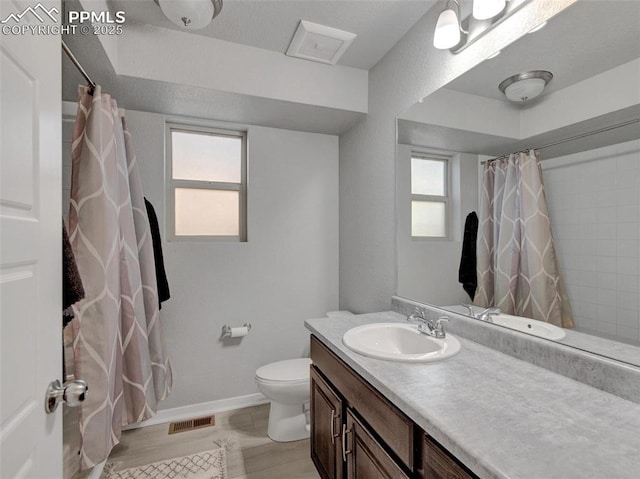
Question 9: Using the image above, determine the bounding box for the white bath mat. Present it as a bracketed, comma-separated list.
[103, 448, 227, 479]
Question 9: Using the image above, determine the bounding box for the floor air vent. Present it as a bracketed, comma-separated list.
[168, 415, 216, 435]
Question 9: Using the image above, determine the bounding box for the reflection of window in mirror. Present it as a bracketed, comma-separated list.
[410, 153, 449, 238]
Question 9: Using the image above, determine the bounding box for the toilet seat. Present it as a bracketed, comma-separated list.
[255, 358, 310, 384]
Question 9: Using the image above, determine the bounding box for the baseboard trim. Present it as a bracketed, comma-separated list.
[123, 393, 269, 430]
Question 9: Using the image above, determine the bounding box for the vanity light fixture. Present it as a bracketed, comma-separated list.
[156, 0, 223, 30]
[434, 0, 531, 54]
[473, 0, 506, 20]
[433, 0, 467, 50]
[498, 70, 553, 102]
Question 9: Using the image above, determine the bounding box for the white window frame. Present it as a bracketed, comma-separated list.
[166, 122, 247, 242]
[410, 152, 450, 240]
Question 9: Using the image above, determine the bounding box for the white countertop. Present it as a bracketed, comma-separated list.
[306, 311, 640, 479]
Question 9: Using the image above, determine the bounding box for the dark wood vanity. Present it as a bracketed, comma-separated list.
[310, 335, 477, 479]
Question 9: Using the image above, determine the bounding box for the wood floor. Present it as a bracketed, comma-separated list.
[92, 404, 320, 479]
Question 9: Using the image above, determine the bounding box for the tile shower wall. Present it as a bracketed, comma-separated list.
[543, 139, 640, 345]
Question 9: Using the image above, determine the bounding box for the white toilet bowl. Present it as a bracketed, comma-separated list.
[255, 311, 353, 442]
[255, 358, 311, 442]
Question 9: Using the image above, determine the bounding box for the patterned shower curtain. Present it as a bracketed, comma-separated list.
[68, 85, 172, 469]
[475, 150, 574, 328]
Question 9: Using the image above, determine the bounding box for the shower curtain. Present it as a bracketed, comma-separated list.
[68, 85, 172, 469]
[475, 150, 574, 328]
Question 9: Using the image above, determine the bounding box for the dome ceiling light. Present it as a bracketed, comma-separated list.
[498, 70, 553, 103]
[156, 0, 223, 30]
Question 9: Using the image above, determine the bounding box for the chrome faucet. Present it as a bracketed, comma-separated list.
[407, 307, 427, 322]
[461, 304, 475, 316]
[406, 308, 449, 339]
[477, 307, 501, 322]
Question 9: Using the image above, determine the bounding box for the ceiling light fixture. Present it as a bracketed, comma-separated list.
[473, 0, 506, 20]
[498, 70, 553, 102]
[156, 0, 223, 30]
[433, 0, 466, 50]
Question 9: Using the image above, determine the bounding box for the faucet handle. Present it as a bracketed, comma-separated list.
[432, 316, 450, 337]
[435, 316, 450, 328]
[407, 307, 426, 321]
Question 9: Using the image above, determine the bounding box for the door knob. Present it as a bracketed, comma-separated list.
[45, 379, 88, 413]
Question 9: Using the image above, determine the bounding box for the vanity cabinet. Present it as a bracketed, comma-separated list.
[310, 335, 477, 479]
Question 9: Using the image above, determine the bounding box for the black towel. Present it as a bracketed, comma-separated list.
[63, 221, 85, 326]
[145, 198, 171, 308]
[458, 212, 478, 300]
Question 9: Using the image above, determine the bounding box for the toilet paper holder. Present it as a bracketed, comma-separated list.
[222, 323, 252, 338]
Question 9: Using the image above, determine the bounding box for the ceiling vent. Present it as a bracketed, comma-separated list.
[286, 20, 356, 65]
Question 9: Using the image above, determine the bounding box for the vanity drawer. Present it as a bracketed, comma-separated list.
[310, 335, 415, 470]
[420, 435, 477, 479]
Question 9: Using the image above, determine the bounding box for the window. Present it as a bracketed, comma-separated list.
[410, 153, 449, 238]
[167, 123, 247, 241]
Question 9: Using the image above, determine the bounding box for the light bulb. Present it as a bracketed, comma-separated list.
[433, 8, 461, 50]
[472, 0, 506, 20]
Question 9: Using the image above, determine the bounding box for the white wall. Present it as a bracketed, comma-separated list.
[544, 139, 640, 345]
[117, 23, 368, 113]
[63, 108, 339, 409]
[339, 0, 577, 312]
[131, 110, 340, 408]
[401, 89, 521, 139]
[522, 58, 640, 138]
[396, 145, 478, 305]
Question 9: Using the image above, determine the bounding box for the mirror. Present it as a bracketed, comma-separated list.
[396, 0, 640, 366]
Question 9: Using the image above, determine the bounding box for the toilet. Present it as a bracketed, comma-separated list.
[255, 311, 353, 442]
[255, 357, 312, 442]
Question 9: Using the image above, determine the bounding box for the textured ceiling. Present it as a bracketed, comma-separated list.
[445, 0, 640, 101]
[109, 0, 438, 70]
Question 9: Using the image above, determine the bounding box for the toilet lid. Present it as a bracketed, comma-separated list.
[256, 358, 311, 382]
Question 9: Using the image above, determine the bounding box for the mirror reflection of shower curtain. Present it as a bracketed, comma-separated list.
[67, 85, 173, 470]
[475, 150, 574, 328]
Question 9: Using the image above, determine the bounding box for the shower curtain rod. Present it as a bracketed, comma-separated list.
[482, 117, 640, 164]
[61, 39, 96, 93]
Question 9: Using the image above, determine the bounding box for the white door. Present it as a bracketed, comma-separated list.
[0, 0, 63, 477]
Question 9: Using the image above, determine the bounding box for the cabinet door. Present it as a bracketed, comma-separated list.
[345, 410, 410, 479]
[311, 366, 343, 479]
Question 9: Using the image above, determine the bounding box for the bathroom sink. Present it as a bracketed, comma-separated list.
[491, 313, 566, 340]
[342, 323, 461, 362]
